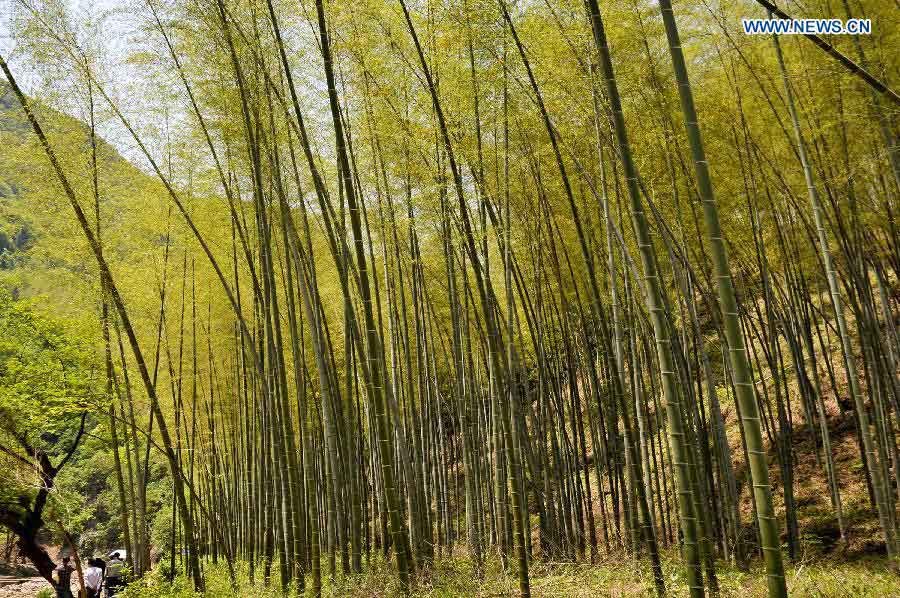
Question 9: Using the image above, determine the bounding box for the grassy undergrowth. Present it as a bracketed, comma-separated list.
[118, 549, 899, 597]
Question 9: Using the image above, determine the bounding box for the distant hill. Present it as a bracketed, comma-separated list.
[0, 80, 31, 267]
[0, 80, 26, 200]
[0, 78, 137, 274]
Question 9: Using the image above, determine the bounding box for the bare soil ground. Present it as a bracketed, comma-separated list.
[0, 576, 50, 598]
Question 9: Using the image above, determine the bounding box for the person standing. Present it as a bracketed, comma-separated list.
[94, 556, 106, 577]
[83, 558, 103, 598]
[104, 553, 124, 597]
[53, 556, 74, 598]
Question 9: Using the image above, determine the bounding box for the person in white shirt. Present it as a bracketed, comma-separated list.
[84, 559, 103, 598]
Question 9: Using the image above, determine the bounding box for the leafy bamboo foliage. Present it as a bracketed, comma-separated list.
[0, 0, 898, 596]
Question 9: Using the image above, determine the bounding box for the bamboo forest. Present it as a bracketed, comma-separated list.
[0, 0, 897, 595]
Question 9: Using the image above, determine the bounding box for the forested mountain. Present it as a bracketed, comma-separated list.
[1, 81, 99, 272]
[0, 0, 898, 596]
[0, 82, 28, 255]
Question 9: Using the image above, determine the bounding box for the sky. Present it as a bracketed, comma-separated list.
[0, 0, 14, 55]
[0, 0, 176, 173]
[1, 0, 134, 91]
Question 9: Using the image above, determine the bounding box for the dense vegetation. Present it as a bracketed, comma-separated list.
[0, 0, 898, 595]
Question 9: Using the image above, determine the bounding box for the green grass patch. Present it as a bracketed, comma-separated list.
[117, 550, 899, 597]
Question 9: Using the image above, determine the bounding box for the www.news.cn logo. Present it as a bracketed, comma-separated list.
[742, 18, 871, 35]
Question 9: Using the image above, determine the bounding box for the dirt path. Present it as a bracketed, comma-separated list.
[0, 576, 49, 598]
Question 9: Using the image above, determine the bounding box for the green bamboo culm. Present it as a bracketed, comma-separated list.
[315, 0, 415, 589]
[583, 1, 703, 595]
[656, 2, 788, 596]
[769, 15, 899, 565]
